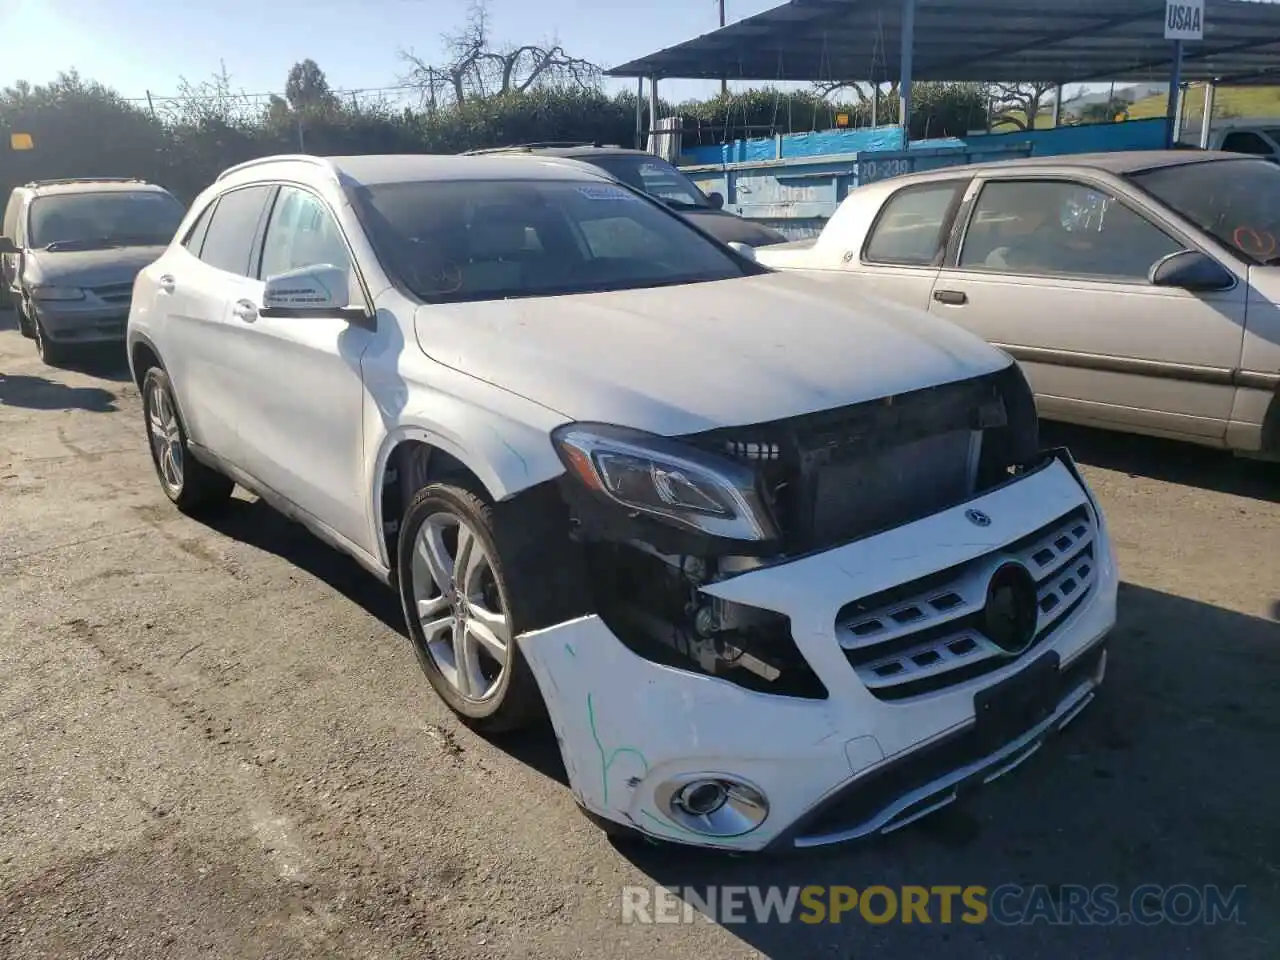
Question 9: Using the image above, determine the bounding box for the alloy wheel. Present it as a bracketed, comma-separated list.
[146, 379, 184, 493]
[410, 512, 511, 702]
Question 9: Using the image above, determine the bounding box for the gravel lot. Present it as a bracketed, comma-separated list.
[1, 306, 1277, 960]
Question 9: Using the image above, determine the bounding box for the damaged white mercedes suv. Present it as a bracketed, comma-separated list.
[127, 153, 1117, 852]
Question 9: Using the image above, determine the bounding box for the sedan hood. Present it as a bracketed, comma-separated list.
[675, 208, 788, 247]
[23, 246, 167, 289]
[415, 271, 1013, 436]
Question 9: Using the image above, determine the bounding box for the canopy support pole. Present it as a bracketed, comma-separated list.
[648, 76, 660, 155]
[1199, 81, 1216, 148]
[635, 77, 643, 150]
[898, 0, 915, 148]
[1051, 83, 1063, 127]
[1166, 40, 1184, 148]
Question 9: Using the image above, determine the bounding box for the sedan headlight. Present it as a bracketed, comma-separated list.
[30, 285, 86, 302]
[552, 423, 779, 541]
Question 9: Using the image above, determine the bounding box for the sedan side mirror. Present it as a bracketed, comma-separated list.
[707, 191, 725, 210]
[727, 241, 757, 261]
[261, 263, 352, 316]
[0, 236, 17, 256]
[1148, 249, 1236, 292]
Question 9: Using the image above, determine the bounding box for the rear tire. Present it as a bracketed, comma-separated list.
[141, 366, 234, 514]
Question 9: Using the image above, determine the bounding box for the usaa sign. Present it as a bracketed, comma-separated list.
[1165, 0, 1204, 41]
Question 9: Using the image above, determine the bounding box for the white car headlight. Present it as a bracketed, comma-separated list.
[552, 423, 779, 541]
[30, 285, 86, 302]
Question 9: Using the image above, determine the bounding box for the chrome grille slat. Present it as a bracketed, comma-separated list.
[835, 506, 1097, 697]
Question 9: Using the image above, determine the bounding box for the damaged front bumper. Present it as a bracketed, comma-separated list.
[516, 449, 1118, 852]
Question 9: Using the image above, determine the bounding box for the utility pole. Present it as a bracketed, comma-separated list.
[718, 0, 727, 98]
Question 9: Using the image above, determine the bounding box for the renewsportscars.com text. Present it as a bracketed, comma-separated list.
[620, 884, 1246, 927]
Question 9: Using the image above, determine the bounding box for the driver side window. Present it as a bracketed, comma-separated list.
[959, 180, 1182, 282]
[259, 187, 353, 286]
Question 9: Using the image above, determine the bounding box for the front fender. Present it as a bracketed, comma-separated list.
[364, 381, 569, 569]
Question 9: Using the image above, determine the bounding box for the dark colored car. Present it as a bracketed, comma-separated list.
[461, 143, 787, 248]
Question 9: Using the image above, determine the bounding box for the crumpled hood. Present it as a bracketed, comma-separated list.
[414, 271, 1013, 436]
[23, 246, 166, 289]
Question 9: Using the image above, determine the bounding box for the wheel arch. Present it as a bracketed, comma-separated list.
[370, 421, 566, 571]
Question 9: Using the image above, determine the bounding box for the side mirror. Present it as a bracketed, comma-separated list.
[727, 241, 757, 261]
[0, 236, 17, 256]
[1148, 249, 1236, 292]
[707, 191, 725, 210]
[261, 263, 351, 315]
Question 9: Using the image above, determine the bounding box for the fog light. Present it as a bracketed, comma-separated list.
[655, 775, 769, 837]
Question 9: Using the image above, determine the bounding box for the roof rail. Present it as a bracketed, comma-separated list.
[461, 141, 621, 155]
[24, 177, 149, 188]
[215, 154, 335, 182]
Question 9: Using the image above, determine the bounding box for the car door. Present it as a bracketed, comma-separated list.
[161, 185, 274, 462]
[224, 184, 376, 553]
[846, 178, 969, 310]
[927, 175, 1247, 444]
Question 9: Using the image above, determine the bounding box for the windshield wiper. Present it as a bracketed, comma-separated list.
[662, 199, 710, 211]
[43, 236, 123, 252]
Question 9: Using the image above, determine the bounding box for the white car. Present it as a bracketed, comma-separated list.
[127, 153, 1118, 852]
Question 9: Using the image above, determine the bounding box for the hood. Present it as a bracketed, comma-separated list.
[22, 245, 167, 289]
[676, 208, 788, 247]
[414, 271, 1013, 436]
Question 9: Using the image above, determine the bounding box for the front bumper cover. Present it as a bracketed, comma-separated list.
[516, 449, 1118, 852]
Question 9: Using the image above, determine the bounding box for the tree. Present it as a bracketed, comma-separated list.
[285, 59, 339, 113]
[398, 0, 600, 108]
[988, 81, 1059, 130]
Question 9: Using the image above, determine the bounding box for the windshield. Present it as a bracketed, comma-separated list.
[583, 155, 710, 208]
[354, 178, 751, 303]
[1126, 157, 1280, 263]
[29, 191, 185, 250]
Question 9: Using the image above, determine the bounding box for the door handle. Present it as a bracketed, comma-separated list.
[231, 299, 258, 322]
[158, 274, 176, 295]
[933, 289, 968, 305]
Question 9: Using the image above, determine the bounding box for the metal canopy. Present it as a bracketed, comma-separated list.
[607, 0, 1280, 85]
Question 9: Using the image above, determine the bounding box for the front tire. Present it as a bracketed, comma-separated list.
[32, 313, 70, 365]
[397, 482, 576, 734]
[13, 294, 35, 340]
[142, 366, 234, 514]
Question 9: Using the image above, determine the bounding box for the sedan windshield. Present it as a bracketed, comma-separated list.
[1126, 157, 1280, 264]
[355, 178, 751, 303]
[29, 191, 185, 250]
[582, 155, 711, 209]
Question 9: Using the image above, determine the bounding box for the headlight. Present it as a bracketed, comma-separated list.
[552, 423, 779, 541]
[30, 285, 86, 302]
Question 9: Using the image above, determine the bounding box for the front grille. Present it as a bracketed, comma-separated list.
[92, 281, 134, 305]
[835, 505, 1097, 700]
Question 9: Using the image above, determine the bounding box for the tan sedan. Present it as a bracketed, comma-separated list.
[755, 150, 1280, 460]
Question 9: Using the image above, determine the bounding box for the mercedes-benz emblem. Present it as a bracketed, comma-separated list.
[982, 562, 1040, 655]
[965, 508, 992, 527]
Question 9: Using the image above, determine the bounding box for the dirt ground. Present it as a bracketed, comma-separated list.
[1, 307, 1277, 960]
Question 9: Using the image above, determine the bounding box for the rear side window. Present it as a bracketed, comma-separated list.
[182, 200, 218, 256]
[2, 192, 20, 242]
[198, 185, 273, 276]
[1220, 131, 1274, 156]
[863, 181, 964, 266]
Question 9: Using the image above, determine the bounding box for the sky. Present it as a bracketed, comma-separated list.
[0, 0, 790, 108]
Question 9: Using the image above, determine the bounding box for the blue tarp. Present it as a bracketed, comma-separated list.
[681, 117, 1168, 167]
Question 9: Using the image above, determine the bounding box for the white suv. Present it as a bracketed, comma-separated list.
[127, 153, 1118, 852]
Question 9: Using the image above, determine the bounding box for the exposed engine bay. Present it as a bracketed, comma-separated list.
[556, 365, 1041, 699]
